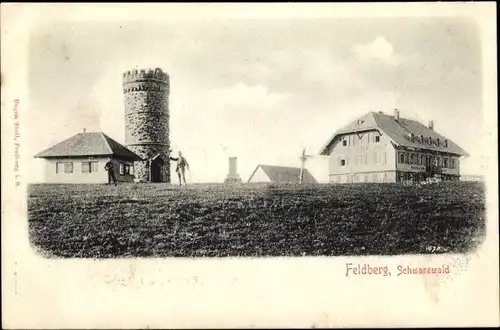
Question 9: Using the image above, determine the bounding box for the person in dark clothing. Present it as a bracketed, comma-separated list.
[170, 151, 189, 186]
[104, 160, 117, 186]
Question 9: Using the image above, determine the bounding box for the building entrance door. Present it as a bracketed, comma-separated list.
[150, 157, 165, 183]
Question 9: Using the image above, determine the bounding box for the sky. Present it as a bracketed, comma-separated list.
[27, 17, 485, 183]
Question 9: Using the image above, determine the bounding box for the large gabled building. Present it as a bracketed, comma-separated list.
[35, 131, 142, 184]
[319, 110, 468, 183]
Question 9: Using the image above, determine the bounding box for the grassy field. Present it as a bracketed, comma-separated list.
[28, 181, 486, 258]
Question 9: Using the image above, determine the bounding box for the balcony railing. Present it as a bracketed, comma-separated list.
[426, 165, 442, 174]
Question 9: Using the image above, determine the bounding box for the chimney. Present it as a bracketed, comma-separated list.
[225, 157, 242, 184]
[229, 157, 237, 177]
[394, 109, 400, 121]
[428, 120, 434, 130]
[83, 128, 87, 133]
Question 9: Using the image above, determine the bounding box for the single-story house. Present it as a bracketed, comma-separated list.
[247, 164, 318, 184]
[34, 131, 142, 184]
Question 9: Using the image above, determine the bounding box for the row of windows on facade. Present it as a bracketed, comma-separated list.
[339, 151, 386, 166]
[342, 134, 380, 146]
[338, 151, 457, 169]
[341, 133, 448, 147]
[55, 162, 134, 175]
[397, 152, 456, 168]
[335, 172, 387, 183]
[408, 133, 448, 147]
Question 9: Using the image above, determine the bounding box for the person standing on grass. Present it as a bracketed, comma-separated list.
[170, 150, 189, 186]
[104, 160, 117, 186]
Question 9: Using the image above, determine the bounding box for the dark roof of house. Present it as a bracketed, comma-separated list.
[248, 165, 318, 184]
[34, 132, 142, 160]
[319, 111, 468, 156]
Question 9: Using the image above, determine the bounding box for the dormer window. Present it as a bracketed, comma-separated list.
[428, 137, 433, 144]
[419, 134, 424, 143]
[444, 139, 448, 147]
[436, 138, 440, 146]
[408, 133, 414, 141]
[358, 120, 364, 125]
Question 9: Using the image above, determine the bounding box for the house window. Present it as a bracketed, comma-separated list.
[417, 154, 422, 165]
[343, 140, 347, 146]
[340, 159, 346, 166]
[363, 155, 368, 165]
[409, 153, 414, 164]
[57, 162, 73, 173]
[119, 164, 132, 175]
[399, 152, 405, 163]
[375, 135, 380, 143]
[129, 165, 134, 175]
[81, 161, 98, 173]
[444, 158, 448, 168]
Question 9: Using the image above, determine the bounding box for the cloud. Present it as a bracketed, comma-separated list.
[352, 36, 401, 66]
[204, 82, 290, 112]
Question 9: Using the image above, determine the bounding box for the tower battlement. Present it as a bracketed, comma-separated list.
[122, 68, 169, 85]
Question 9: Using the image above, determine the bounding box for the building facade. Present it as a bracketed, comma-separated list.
[123, 68, 170, 183]
[319, 110, 468, 183]
[42, 156, 136, 184]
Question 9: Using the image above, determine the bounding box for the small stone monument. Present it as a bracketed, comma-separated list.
[224, 157, 242, 184]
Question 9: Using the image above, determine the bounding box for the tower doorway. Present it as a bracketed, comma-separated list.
[150, 156, 165, 183]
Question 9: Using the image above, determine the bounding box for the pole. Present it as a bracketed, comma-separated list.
[299, 148, 306, 184]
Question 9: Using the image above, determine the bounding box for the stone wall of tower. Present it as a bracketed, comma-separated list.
[123, 68, 170, 183]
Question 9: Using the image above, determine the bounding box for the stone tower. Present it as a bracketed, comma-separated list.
[123, 68, 170, 183]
